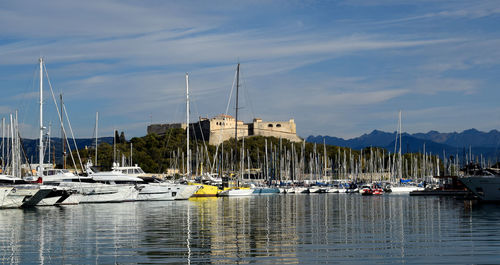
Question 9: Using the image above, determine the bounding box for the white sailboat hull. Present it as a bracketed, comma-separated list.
[389, 186, 424, 193]
[326, 187, 340, 193]
[283, 187, 307, 193]
[219, 188, 255, 196]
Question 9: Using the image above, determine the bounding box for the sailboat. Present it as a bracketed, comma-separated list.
[33, 61, 141, 204]
[46, 111, 141, 203]
[218, 63, 254, 197]
[184, 73, 221, 197]
[0, 58, 61, 208]
[389, 111, 423, 194]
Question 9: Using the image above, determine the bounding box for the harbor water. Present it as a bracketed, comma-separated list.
[1, 194, 499, 264]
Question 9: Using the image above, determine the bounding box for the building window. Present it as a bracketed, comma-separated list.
[268, 124, 273, 127]
[276, 124, 281, 127]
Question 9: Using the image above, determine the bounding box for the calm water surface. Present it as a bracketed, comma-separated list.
[1, 194, 500, 264]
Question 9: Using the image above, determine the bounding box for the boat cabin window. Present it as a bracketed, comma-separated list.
[44, 170, 56, 176]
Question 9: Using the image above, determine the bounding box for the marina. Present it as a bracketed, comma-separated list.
[1, 1, 500, 263]
[1, 194, 500, 264]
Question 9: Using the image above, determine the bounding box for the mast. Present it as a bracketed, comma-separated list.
[234, 63, 240, 182]
[265, 138, 268, 181]
[186, 73, 190, 177]
[48, 123, 51, 167]
[113, 129, 116, 164]
[60, 94, 66, 169]
[95, 112, 98, 165]
[1, 117, 4, 172]
[10, 114, 14, 176]
[398, 110, 402, 179]
[323, 138, 327, 180]
[38, 57, 44, 179]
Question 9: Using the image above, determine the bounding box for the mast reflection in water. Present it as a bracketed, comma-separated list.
[1, 195, 500, 264]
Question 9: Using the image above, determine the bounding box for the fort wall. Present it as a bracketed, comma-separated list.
[148, 114, 302, 145]
[147, 123, 186, 135]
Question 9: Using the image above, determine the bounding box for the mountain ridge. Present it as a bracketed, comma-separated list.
[307, 129, 500, 159]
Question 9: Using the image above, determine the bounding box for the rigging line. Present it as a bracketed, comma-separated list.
[190, 93, 213, 173]
[211, 68, 238, 171]
[18, 132, 34, 176]
[43, 62, 82, 174]
[62, 103, 85, 173]
[239, 67, 256, 120]
[157, 86, 184, 173]
[16, 67, 39, 139]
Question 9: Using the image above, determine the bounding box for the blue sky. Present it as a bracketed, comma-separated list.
[1, 0, 499, 139]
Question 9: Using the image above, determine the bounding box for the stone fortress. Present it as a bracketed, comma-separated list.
[147, 114, 303, 145]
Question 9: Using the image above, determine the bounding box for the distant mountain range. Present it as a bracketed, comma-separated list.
[10, 129, 500, 165]
[18, 137, 114, 166]
[307, 129, 500, 160]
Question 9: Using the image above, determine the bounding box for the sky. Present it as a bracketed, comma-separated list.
[1, 0, 499, 139]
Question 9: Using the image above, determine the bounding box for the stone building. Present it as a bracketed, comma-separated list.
[248, 118, 301, 142]
[147, 114, 302, 145]
[147, 123, 187, 135]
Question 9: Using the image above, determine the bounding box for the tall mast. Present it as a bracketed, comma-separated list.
[95, 112, 98, 165]
[186, 73, 190, 177]
[113, 129, 116, 164]
[323, 138, 327, 179]
[398, 110, 402, 178]
[38, 57, 44, 179]
[60, 94, 66, 169]
[1, 117, 4, 172]
[10, 114, 14, 176]
[234, 63, 240, 179]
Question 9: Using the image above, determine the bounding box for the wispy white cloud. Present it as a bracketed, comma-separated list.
[413, 78, 479, 95]
[420, 39, 500, 73]
[0, 1, 219, 38]
[346, 0, 500, 23]
[0, 0, 498, 139]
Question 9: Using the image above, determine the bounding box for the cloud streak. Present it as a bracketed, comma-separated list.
[0, 0, 498, 139]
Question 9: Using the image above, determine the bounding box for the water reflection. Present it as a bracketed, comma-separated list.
[0, 195, 499, 264]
